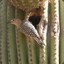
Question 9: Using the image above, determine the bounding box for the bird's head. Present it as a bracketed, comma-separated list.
[10, 19, 22, 28]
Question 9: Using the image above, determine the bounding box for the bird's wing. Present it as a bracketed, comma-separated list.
[19, 21, 40, 38]
[19, 20, 45, 47]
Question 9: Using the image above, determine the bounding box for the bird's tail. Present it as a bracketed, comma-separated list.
[34, 37, 45, 47]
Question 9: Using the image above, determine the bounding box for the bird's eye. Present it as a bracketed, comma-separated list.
[11, 19, 15, 22]
[13, 19, 14, 21]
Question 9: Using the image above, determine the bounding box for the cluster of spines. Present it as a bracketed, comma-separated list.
[8, 0, 39, 11]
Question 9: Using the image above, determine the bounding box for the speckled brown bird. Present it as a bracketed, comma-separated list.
[10, 19, 45, 47]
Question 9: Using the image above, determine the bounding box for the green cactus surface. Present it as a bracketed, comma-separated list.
[0, 0, 64, 64]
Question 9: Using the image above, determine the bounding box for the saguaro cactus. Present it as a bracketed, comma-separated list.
[0, 0, 64, 64]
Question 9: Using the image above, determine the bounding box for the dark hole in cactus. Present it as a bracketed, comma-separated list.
[29, 15, 41, 29]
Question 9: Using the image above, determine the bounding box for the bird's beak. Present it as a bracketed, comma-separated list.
[10, 20, 13, 24]
[7, 20, 13, 24]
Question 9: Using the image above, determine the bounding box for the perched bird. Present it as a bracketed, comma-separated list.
[10, 19, 45, 47]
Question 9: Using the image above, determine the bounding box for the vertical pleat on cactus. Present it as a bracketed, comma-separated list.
[50, 0, 60, 64]
[15, 9, 28, 64]
[1, 0, 8, 64]
[7, 3, 18, 64]
[39, 0, 48, 64]
[59, 0, 64, 64]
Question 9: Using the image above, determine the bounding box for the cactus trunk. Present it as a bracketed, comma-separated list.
[0, 0, 64, 64]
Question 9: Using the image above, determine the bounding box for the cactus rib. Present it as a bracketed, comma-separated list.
[0, 1, 2, 63]
[1, 0, 8, 64]
[59, 0, 64, 64]
[50, 0, 60, 64]
[39, 0, 48, 64]
[15, 9, 28, 64]
[7, 2, 18, 64]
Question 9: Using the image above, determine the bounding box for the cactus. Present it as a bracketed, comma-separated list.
[50, 0, 60, 64]
[0, 0, 8, 64]
[39, 0, 48, 64]
[7, 4, 18, 64]
[0, 0, 64, 64]
[59, 0, 64, 64]
[8, 0, 39, 11]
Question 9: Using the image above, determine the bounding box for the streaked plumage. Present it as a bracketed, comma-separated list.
[10, 19, 45, 47]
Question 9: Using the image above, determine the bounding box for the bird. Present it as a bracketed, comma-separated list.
[10, 19, 45, 47]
